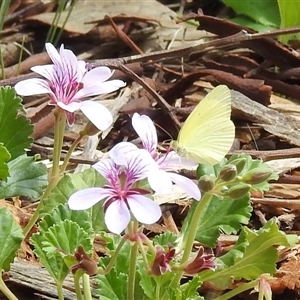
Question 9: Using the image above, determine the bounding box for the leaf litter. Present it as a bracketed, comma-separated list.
[2, 0, 300, 299]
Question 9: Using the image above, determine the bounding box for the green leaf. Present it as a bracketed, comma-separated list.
[222, 0, 280, 28]
[31, 220, 92, 283]
[0, 208, 23, 271]
[200, 219, 297, 288]
[41, 220, 92, 255]
[0, 143, 10, 181]
[230, 16, 278, 32]
[39, 203, 94, 236]
[96, 270, 128, 300]
[0, 86, 33, 160]
[97, 234, 147, 299]
[0, 155, 47, 199]
[180, 277, 203, 300]
[31, 233, 69, 283]
[278, 0, 300, 43]
[153, 232, 178, 247]
[180, 194, 252, 248]
[42, 168, 107, 232]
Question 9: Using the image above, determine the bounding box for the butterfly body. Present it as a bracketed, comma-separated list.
[171, 85, 235, 165]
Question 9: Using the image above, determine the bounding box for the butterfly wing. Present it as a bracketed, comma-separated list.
[174, 85, 235, 165]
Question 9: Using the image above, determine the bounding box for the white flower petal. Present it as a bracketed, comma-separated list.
[31, 65, 56, 81]
[82, 66, 114, 84]
[75, 80, 125, 99]
[45, 43, 61, 65]
[168, 173, 201, 200]
[57, 101, 81, 113]
[148, 169, 173, 194]
[93, 158, 116, 178]
[14, 78, 51, 96]
[132, 113, 158, 153]
[109, 142, 139, 165]
[105, 200, 130, 234]
[127, 194, 161, 224]
[125, 149, 157, 181]
[68, 187, 110, 210]
[80, 100, 113, 131]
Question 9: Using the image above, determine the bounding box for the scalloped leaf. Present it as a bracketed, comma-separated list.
[31, 232, 69, 283]
[0, 155, 47, 200]
[0, 207, 24, 271]
[0, 86, 33, 160]
[39, 203, 93, 236]
[0, 143, 10, 181]
[31, 220, 92, 283]
[41, 220, 92, 256]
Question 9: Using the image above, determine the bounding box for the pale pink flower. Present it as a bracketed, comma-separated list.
[110, 113, 201, 200]
[68, 147, 161, 234]
[14, 43, 125, 130]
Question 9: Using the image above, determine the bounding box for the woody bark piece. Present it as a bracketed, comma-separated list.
[7, 260, 98, 299]
[194, 14, 300, 70]
[231, 90, 300, 146]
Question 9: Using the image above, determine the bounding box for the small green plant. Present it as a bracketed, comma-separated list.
[0, 43, 295, 299]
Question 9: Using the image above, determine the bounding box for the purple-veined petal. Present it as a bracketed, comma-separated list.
[132, 113, 158, 153]
[57, 101, 82, 113]
[104, 200, 130, 234]
[93, 158, 118, 180]
[109, 142, 139, 165]
[45, 43, 61, 65]
[15, 78, 51, 96]
[68, 187, 111, 210]
[60, 48, 81, 81]
[80, 100, 113, 131]
[158, 151, 198, 171]
[77, 60, 87, 80]
[74, 79, 125, 100]
[82, 66, 114, 84]
[148, 169, 173, 194]
[31, 65, 56, 81]
[127, 194, 161, 224]
[125, 149, 157, 182]
[168, 172, 201, 200]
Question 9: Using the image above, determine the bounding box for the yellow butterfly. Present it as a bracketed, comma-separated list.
[171, 85, 235, 165]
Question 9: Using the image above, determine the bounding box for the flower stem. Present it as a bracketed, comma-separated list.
[60, 134, 83, 174]
[213, 280, 258, 300]
[73, 274, 83, 300]
[96, 236, 127, 275]
[169, 192, 213, 289]
[127, 241, 138, 300]
[56, 281, 64, 300]
[23, 109, 66, 237]
[82, 274, 92, 300]
[0, 275, 18, 300]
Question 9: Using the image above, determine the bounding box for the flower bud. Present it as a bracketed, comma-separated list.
[197, 164, 215, 178]
[229, 158, 247, 174]
[71, 246, 98, 276]
[242, 168, 273, 185]
[226, 183, 251, 199]
[184, 247, 216, 275]
[198, 175, 215, 192]
[219, 165, 237, 182]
